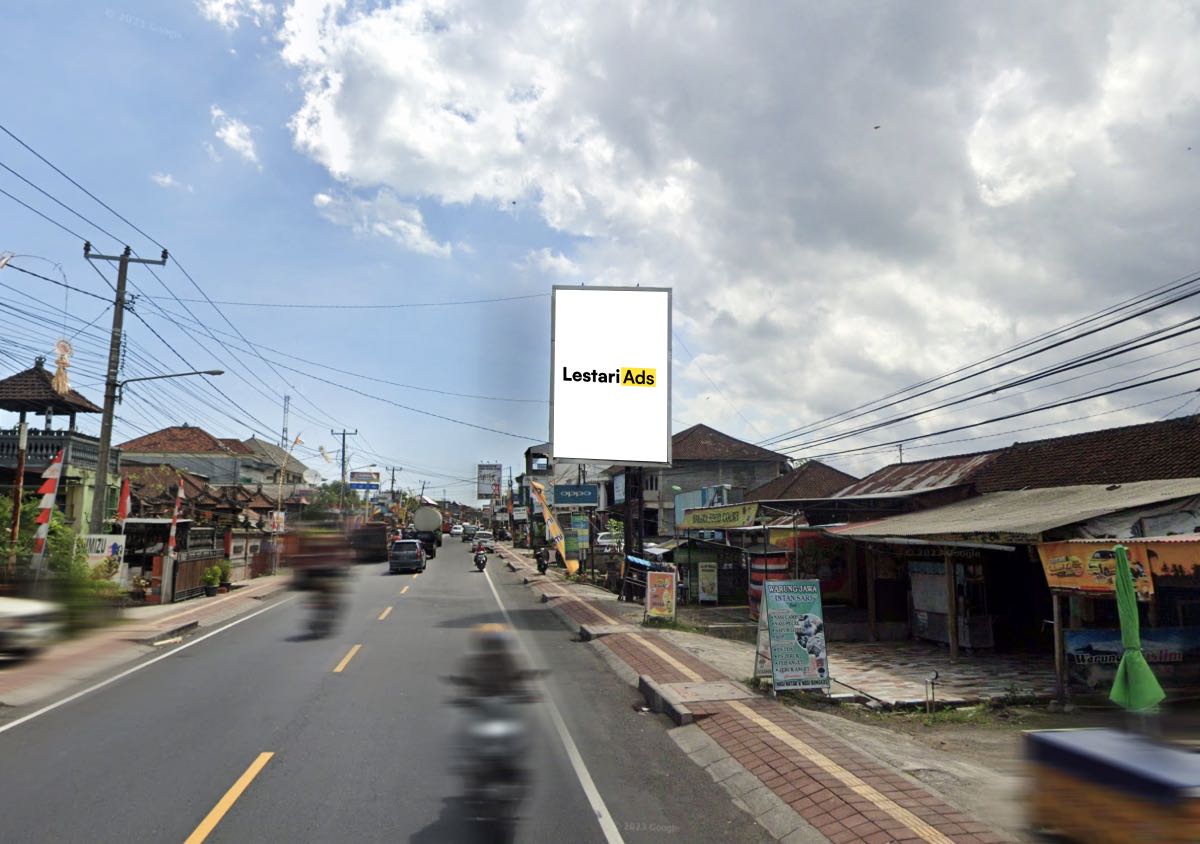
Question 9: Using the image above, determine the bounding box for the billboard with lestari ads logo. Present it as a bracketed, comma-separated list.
[551, 286, 672, 466]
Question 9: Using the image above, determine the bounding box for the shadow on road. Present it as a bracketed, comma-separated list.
[410, 795, 498, 844]
[437, 609, 568, 633]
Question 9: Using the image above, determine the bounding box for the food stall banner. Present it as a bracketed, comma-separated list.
[645, 570, 677, 620]
[763, 580, 829, 691]
[531, 479, 576, 574]
[679, 502, 759, 530]
[1037, 540, 1155, 598]
[698, 560, 719, 602]
[768, 527, 853, 603]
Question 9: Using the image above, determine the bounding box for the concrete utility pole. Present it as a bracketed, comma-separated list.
[281, 395, 290, 448]
[84, 242, 169, 535]
[330, 429, 357, 524]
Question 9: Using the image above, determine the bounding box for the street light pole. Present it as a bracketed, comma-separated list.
[84, 242, 169, 535]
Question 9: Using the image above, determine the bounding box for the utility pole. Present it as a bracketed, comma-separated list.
[85, 242, 169, 535]
[330, 428, 356, 525]
[281, 395, 290, 448]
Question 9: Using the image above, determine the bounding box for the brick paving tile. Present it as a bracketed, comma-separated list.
[805, 812, 833, 829]
[829, 829, 864, 844]
[828, 804, 859, 822]
[862, 831, 896, 844]
[789, 796, 815, 813]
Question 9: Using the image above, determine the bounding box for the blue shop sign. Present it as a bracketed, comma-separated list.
[553, 484, 599, 507]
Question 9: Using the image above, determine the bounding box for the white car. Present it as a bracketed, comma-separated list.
[450, 524, 464, 536]
[0, 596, 61, 657]
[594, 532, 622, 553]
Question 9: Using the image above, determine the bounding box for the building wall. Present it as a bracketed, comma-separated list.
[121, 452, 269, 485]
[657, 459, 787, 533]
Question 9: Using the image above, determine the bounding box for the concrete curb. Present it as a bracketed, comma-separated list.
[638, 674, 694, 726]
[128, 621, 199, 645]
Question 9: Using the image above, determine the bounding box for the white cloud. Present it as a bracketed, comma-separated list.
[521, 248, 580, 277]
[210, 105, 261, 168]
[261, 1, 1200, 460]
[197, 0, 276, 30]
[151, 172, 193, 192]
[313, 189, 451, 257]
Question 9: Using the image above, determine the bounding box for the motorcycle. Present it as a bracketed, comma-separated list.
[474, 551, 488, 571]
[536, 553, 548, 575]
[307, 584, 341, 638]
[459, 695, 529, 842]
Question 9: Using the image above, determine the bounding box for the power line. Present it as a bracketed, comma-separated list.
[5, 262, 110, 302]
[142, 292, 551, 309]
[674, 331, 764, 438]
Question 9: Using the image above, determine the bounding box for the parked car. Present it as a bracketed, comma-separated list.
[450, 524, 464, 537]
[0, 596, 61, 657]
[473, 530, 496, 552]
[594, 531, 622, 553]
[389, 539, 427, 574]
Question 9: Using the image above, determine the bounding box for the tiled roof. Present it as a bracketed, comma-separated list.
[243, 437, 310, 476]
[974, 414, 1200, 492]
[0, 358, 102, 414]
[746, 460, 858, 502]
[219, 438, 255, 455]
[672, 424, 789, 462]
[118, 425, 232, 454]
[834, 451, 1002, 497]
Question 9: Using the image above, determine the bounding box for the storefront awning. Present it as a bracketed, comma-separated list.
[827, 478, 1200, 543]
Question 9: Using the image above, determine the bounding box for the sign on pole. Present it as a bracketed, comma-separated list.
[476, 463, 503, 499]
[763, 580, 829, 691]
[551, 286, 672, 466]
[645, 570, 677, 621]
[698, 560, 719, 603]
[348, 470, 381, 491]
[512, 506, 529, 521]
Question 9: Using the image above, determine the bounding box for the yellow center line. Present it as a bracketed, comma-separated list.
[333, 644, 362, 673]
[727, 701, 955, 844]
[377, 606, 393, 621]
[183, 751, 274, 844]
[628, 634, 704, 682]
[400, 585, 410, 595]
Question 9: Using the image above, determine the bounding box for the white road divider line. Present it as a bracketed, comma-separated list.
[482, 567, 625, 844]
[0, 595, 297, 736]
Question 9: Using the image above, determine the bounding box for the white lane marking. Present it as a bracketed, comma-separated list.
[0, 596, 298, 736]
[482, 568, 626, 844]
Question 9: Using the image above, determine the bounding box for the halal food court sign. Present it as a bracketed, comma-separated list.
[551, 286, 672, 466]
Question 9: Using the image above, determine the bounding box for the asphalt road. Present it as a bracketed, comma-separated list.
[0, 540, 770, 843]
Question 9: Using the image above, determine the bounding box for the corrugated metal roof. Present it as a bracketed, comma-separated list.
[831, 477, 1200, 540]
[834, 451, 1001, 496]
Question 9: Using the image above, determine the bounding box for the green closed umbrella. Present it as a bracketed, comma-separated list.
[1109, 545, 1165, 711]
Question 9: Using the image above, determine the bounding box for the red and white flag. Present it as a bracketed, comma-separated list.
[167, 478, 186, 553]
[116, 476, 132, 523]
[30, 450, 63, 569]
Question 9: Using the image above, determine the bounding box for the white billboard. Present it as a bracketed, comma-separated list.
[476, 463, 503, 499]
[551, 287, 672, 466]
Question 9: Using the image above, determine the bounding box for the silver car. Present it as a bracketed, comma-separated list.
[0, 597, 61, 657]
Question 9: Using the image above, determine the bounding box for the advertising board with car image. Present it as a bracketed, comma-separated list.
[1037, 540, 1155, 598]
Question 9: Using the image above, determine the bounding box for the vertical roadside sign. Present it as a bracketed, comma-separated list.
[763, 580, 829, 692]
[645, 570, 677, 621]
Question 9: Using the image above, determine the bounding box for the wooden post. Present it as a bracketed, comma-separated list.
[866, 550, 878, 642]
[944, 550, 959, 662]
[1052, 591, 1066, 704]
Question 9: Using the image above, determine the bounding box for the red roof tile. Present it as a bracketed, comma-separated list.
[118, 425, 233, 454]
[672, 424, 789, 462]
[0, 358, 102, 414]
[219, 438, 255, 455]
[746, 460, 858, 501]
[975, 414, 1200, 492]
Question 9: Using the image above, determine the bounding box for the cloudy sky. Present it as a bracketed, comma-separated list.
[2, 1, 1199, 496]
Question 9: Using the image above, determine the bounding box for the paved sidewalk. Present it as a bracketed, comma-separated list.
[499, 548, 1010, 844]
[0, 576, 291, 708]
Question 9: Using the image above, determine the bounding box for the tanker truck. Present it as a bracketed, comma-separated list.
[412, 505, 443, 559]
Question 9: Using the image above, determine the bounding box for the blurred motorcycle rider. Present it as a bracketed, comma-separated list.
[454, 624, 538, 702]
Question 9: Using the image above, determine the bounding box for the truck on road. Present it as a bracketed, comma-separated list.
[413, 505, 443, 559]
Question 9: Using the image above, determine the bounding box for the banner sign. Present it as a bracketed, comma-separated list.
[754, 592, 772, 680]
[269, 511, 286, 533]
[348, 471, 380, 491]
[476, 463, 503, 499]
[551, 286, 672, 466]
[645, 570, 677, 620]
[531, 479, 576, 575]
[613, 473, 626, 504]
[679, 502, 759, 530]
[768, 528, 854, 603]
[698, 559, 719, 603]
[512, 506, 529, 521]
[553, 484, 599, 507]
[571, 513, 589, 556]
[1037, 540, 1155, 598]
[763, 580, 829, 691]
[1066, 627, 1200, 689]
[79, 534, 126, 566]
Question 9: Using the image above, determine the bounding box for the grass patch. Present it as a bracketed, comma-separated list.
[641, 616, 705, 634]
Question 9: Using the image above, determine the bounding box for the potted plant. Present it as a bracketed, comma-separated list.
[218, 559, 232, 590]
[202, 566, 221, 597]
[130, 575, 151, 601]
